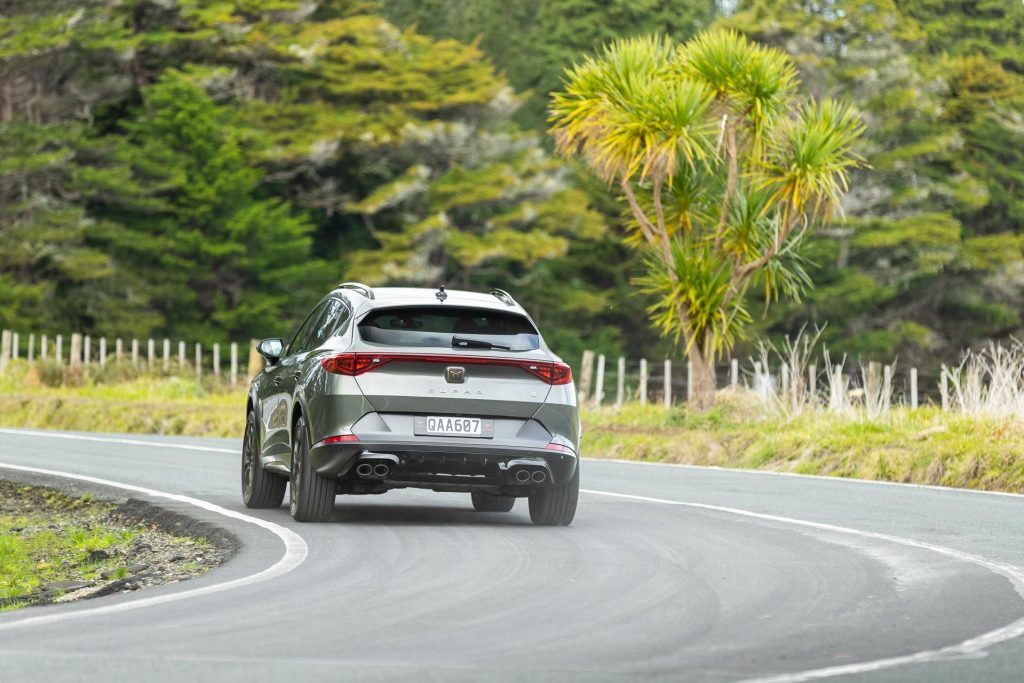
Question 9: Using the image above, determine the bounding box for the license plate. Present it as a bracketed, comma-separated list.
[415, 416, 494, 438]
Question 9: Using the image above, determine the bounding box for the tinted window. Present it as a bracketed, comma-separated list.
[286, 301, 328, 357]
[358, 306, 539, 351]
[308, 299, 345, 349]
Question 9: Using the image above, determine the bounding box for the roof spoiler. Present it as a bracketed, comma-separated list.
[490, 289, 517, 307]
[338, 282, 375, 300]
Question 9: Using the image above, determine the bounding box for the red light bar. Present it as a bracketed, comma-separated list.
[544, 442, 576, 455]
[318, 434, 359, 446]
[321, 353, 572, 385]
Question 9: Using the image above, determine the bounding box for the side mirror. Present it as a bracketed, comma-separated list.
[257, 338, 285, 365]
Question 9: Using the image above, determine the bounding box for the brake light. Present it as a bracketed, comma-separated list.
[545, 442, 576, 455]
[320, 352, 572, 385]
[321, 353, 393, 375]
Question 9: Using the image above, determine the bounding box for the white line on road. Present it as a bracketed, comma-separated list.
[0, 462, 308, 631]
[0, 427, 238, 453]
[583, 488, 1024, 682]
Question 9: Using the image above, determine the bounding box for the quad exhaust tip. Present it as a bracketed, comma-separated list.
[373, 463, 391, 478]
[531, 470, 547, 484]
[355, 463, 373, 477]
[514, 469, 531, 483]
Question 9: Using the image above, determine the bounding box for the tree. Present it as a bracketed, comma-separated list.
[550, 30, 864, 408]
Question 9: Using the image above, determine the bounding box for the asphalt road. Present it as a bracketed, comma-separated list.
[3, 429, 1024, 682]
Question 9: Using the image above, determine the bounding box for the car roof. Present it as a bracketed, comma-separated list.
[331, 286, 527, 316]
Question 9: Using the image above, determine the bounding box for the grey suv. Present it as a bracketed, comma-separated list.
[242, 283, 580, 526]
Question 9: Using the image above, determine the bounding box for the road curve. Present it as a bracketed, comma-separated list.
[2, 429, 1024, 682]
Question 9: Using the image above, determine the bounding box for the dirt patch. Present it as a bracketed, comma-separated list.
[0, 480, 235, 611]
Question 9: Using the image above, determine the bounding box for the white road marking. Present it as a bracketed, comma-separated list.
[585, 456, 1024, 499]
[0, 462, 307, 631]
[583, 488, 1024, 682]
[0, 428, 237, 453]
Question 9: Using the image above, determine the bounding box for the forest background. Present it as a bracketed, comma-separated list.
[3, 0, 1023, 373]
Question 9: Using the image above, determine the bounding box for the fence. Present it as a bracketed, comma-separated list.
[577, 350, 961, 412]
[0, 329, 262, 387]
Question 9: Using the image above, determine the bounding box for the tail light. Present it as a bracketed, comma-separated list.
[320, 353, 572, 385]
[317, 434, 359, 446]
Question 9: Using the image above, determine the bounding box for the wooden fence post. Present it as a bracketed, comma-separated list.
[578, 350, 595, 404]
[663, 359, 672, 408]
[808, 364, 816, 403]
[11, 332, 18, 360]
[940, 364, 949, 411]
[178, 341, 186, 370]
[147, 338, 155, 369]
[55, 335, 63, 364]
[686, 358, 693, 402]
[195, 343, 203, 379]
[730, 358, 739, 389]
[0, 330, 11, 372]
[27, 333, 35, 362]
[639, 358, 648, 406]
[781, 362, 789, 404]
[593, 354, 606, 407]
[247, 339, 262, 380]
[69, 333, 81, 367]
[162, 338, 170, 372]
[213, 343, 221, 378]
[615, 356, 625, 409]
[882, 364, 892, 413]
[115, 338, 122, 362]
[84, 335, 91, 365]
[230, 343, 239, 386]
[41, 334, 48, 360]
[99, 338, 107, 366]
[910, 367, 918, 409]
[131, 339, 139, 366]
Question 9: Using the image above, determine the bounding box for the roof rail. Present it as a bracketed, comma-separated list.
[490, 289, 516, 307]
[338, 282, 375, 300]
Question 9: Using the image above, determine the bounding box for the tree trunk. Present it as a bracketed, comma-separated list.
[688, 345, 716, 411]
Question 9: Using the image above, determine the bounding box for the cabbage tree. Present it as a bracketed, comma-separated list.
[550, 30, 865, 409]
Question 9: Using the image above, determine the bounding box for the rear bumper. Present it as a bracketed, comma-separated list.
[308, 439, 578, 490]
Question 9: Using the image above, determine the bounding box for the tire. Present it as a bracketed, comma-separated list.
[289, 415, 335, 522]
[528, 463, 579, 526]
[242, 411, 286, 509]
[471, 492, 516, 512]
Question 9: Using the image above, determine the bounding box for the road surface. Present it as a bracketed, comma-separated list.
[2, 428, 1024, 682]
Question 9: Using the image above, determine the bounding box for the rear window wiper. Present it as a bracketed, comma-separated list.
[452, 336, 511, 351]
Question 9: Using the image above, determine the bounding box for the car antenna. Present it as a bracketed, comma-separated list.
[436, 284, 448, 302]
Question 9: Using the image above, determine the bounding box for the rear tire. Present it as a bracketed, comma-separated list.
[242, 411, 286, 509]
[471, 492, 516, 512]
[289, 415, 335, 522]
[528, 463, 579, 526]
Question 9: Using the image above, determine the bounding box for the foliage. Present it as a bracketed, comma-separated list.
[550, 30, 864, 407]
[724, 0, 1024, 366]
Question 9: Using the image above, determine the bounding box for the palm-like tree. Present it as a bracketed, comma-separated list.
[550, 30, 864, 410]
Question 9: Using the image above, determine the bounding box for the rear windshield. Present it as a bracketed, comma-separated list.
[358, 306, 540, 351]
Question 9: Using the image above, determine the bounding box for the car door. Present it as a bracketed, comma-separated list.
[260, 301, 329, 463]
[290, 298, 348, 445]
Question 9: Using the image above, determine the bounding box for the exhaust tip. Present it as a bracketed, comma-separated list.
[531, 470, 547, 484]
[355, 463, 373, 477]
[373, 463, 391, 478]
[514, 469, 531, 483]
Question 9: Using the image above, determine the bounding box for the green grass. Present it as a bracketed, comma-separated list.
[0, 360, 241, 437]
[2, 361, 1023, 493]
[0, 483, 142, 608]
[581, 392, 1024, 492]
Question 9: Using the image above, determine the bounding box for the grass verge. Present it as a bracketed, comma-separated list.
[582, 392, 1024, 492]
[2, 363, 1023, 493]
[0, 481, 221, 610]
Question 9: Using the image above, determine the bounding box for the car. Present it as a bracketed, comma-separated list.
[241, 282, 580, 526]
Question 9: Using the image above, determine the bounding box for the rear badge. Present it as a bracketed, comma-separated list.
[445, 366, 466, 384]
